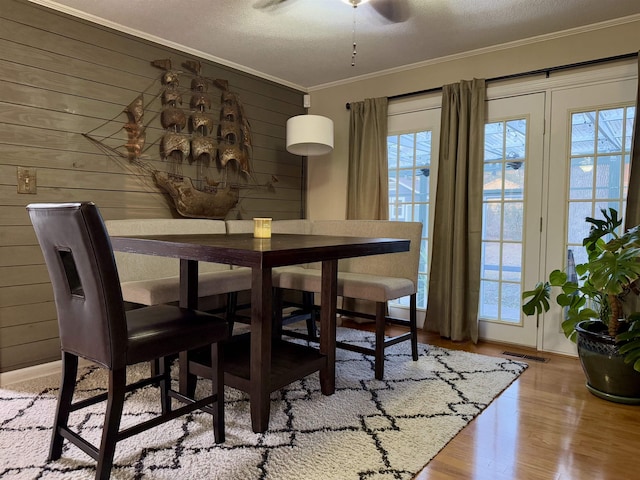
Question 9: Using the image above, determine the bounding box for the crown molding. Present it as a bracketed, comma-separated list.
[309, 14, 640, 91]
[28, 0, 307, 92]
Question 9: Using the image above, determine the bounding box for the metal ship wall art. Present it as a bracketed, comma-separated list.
[84, 58, 273, 219]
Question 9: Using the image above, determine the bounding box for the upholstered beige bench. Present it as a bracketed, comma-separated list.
[105, 219, 252, 312]
[274, 220, 421, 379]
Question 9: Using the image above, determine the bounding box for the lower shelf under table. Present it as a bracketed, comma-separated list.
[188, 332, 327, 394]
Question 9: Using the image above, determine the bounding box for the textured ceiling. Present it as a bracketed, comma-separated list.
[33, 0, 640, 90]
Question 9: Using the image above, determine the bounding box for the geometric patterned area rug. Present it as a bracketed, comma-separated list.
[0, 327, 527, 480]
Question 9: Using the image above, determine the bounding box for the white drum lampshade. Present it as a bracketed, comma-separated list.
[286, 115, 334, 156]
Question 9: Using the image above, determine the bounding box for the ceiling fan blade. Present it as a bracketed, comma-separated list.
[253, 0, 289, 9]
[370, 0, 410, 23]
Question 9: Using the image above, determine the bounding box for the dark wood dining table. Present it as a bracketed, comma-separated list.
[110, 232, 410, 433]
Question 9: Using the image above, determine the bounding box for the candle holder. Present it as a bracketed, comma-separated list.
[253, 217, 272, 238]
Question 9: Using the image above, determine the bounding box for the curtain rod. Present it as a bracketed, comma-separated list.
[345, 51, 638, 110]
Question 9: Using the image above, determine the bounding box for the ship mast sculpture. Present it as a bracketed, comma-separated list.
[85, 58, 265, 219]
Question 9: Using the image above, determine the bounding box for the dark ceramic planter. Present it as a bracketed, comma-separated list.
[576, 320, 640, 404]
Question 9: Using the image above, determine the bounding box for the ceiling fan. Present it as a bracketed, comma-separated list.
[254, 0, 410, 66]
[254, 0, 411, 24]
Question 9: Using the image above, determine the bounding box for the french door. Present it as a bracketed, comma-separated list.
[480, 78, 636, 351]
[542, 78, 637, 355]
[478, 93, 545, 347]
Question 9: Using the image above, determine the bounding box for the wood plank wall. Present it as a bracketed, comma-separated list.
[0, 0, 306, 373]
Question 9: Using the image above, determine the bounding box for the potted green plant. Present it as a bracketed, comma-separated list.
[522, 208, 640, 404]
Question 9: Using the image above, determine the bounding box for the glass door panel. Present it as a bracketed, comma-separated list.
[544, 78, 636, 355]
[478, 93, 545, 347]
[387, 106, 441, 324]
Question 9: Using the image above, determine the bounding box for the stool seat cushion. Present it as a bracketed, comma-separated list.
[275, 267, 415, 303]
[121, 268, 252, 306]
[125, 305, 228, 366]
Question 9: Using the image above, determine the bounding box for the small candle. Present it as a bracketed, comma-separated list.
[253, 217, 272, 238]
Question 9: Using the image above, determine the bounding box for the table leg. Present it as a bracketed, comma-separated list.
[180, 259, 199, 309]
[179, 259, 198, 396]
[319, 259, 337, 395]
[250, 266, 273, 433]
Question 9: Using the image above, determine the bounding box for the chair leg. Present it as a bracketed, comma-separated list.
[210, 343, 225, 443]
[180, 351, 197, 398]
[303, 291, 317, 339]
[410, 294, 418, 361]
[49, 351, 78, 461]
[226, 291, 238, 337]
[374, 302, 386, 380]
[159, 356, 172, 414]
[95, 368, 126, 480]
[272, 288, 284, 340]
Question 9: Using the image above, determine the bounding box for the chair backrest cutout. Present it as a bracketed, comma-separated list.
[58, 248, 84, 297]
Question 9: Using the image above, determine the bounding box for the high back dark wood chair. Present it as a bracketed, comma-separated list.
[27, 202, 228, 480]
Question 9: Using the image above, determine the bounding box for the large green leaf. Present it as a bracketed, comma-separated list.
[606, 225, 640, 252]
[556, 293, 572, 307]
[548, 270, 567, 286]
[561, 282, 579, 295]
[522, 282, 550, 315]
[575, 263, 590, 277]
[616, 314, 640, 372]
[558, 292, 586, 310]
[583, 208, 622, 252]
[561, 308, 599, 342]
[618, 341, 640, 373]
[589, 247, 640, 294]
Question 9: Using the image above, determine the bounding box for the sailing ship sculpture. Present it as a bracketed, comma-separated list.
[85, 58, 264, 219]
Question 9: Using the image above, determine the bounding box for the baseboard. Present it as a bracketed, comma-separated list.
[0, 358, 92, 388]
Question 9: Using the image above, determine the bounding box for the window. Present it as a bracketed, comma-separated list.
[566, 105, 635, 267]
[479, 118, 528, 322]
[387, 131, 430, 309]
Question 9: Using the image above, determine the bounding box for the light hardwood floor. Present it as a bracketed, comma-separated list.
[342, 320, 640, 480]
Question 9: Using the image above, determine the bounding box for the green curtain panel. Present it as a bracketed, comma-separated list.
[625, 52, 640, 230]
[347, 97, 389, 220]
[623, 53, 640, 315]
[424, 79, 486, 342]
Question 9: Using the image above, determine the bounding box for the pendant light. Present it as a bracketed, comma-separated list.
[286, 115, 334, 156]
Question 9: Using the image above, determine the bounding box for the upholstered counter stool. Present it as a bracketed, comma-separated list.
[27, 202, 228, 480]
